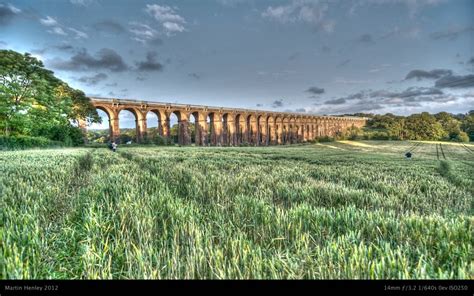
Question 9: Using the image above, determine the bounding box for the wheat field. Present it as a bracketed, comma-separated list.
[1, 141, 473, 279]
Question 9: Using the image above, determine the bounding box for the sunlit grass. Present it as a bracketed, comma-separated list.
[1, 141, 473, 279]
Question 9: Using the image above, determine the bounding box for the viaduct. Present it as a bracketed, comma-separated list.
[82, 97, 367, 146]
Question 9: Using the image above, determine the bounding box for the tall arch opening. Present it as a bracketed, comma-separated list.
[207, 113, 216, 146]
[247, 115, 257, 145]
[258, 115, 266, 145]
[235, 114, 244, 145]
[169, 111, 180, 145]
[87, 107, 111, 143]
[118, 109, 139, 144]
[146, 110, 163, 144]
[222, 113, 230, 146]
[189, 112, 197, 145]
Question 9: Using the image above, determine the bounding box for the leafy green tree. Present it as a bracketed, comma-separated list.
[461, 111, 474, 141]
[0, 50, 99, 142]
[434, 112, 461, 140]
[404, 112, 445, 140]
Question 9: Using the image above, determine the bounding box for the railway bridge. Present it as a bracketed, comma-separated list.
[82, 97, 367, 146]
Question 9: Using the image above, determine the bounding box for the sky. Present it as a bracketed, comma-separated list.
[1, 0, 474, 129]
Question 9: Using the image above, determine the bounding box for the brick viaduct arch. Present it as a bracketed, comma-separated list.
[82, 98, 367, 146]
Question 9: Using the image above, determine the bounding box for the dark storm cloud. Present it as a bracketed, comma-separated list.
[135, 51, 163, 72]
[93, 20, 126, 34]
[0, 3, 20, 26]
[435, 74, 474, 88]
[49, 48, 128, 72]
[404, 69, 452, 80]
[324, 98, 346, 105]
[272, 99, 284, 108]
[306, 86, 325, 95]
[356, 34, 374, 44]
[77, 73, 108, 85]
[430, 26, 474, 40]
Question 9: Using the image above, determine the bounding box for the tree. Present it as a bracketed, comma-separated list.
[0, 50, 100, 142]
[0, 50, 56, 135]
[403, 112, 445, 140]
[461, 111, 474, 141]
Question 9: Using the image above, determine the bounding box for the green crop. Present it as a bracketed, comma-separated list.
[1, 141, 473, 279]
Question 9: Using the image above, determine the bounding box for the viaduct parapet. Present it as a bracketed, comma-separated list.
[82, 97, 367, 146]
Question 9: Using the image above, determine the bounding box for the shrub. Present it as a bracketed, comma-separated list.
[0, 135, 64, 150]
[316, 136, 335, 142]
[454, 131, 469, 143]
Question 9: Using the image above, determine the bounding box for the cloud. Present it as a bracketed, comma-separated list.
[356, 33, 374, 44]
[272, 99, 284, 108]
[262, 0, 335, 33]
[295, 108, 306, 112]
[468, 57, 474, 65]
[404, 69, 452, 80]
[40, 15, 58, 26]
[49, 48, 128, 72]
[129, 22, 163, 45]
[54, 44, 74, 51]
[135, 51, 163, 72]
[306, 86, 325, 95]
[435, 74, 474, 88]
[430, 26, 474, 40]
[145, 4, 187, 36]
[49, 27, 68, 36]
[93, 20, 126, 34]
[350, 0, 446, 18]
[324, 98, 346, 105]
[337, 59, 351, 68]
[288, 52, 300, 61]
[68, 27, 88, 39]
[39, 15, 88, 38]
[70, 0, 95, 6]
[313, 85, 459, 114]
[188, 73, 200, 80]
[77, 73, 108, 85]
[256, 103, 263, 107]
[162, 21, 185, 34]
[321, 45, 331, 53]
[216, 0, 247, 7]
[0, 3, 21, 26]
[322, 87, 447, 107]
[334, 78, 372, 84]
[380, 26, 421, 39]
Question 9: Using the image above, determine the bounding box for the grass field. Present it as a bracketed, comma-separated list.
[1, 141, 473, 279]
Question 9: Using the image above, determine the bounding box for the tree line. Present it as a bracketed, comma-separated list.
[343, 111, 473, 142]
